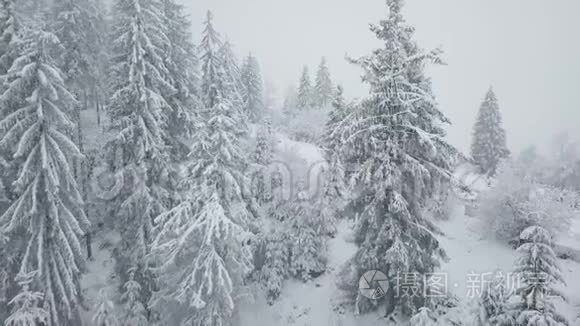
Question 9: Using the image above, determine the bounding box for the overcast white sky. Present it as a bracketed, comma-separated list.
[180, 0, 580, 154]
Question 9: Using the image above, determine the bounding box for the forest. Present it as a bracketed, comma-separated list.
[0, 0, 579, 325]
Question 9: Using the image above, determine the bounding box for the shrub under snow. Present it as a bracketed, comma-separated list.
[477, 160, 577, 242]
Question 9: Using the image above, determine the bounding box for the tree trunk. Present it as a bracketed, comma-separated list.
[78, 89, 93, 260]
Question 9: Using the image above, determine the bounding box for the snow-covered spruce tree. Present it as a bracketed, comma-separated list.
[106, 0, 175, 314]
[512, 226, 568, 326]
[339, 0, 454, 317]
[219, 40, 245, 113]
[322, 85, 347, 153]
[297, 65, 313, 110]
[282, 85, 298, 118]
[0, 0, 19, 74]
[4, 273, 48, 326]
[121, 267, 148, 326]
[471, 87, 510, 176]
[50, 0, 106, 261]
[260, 230, 290, 304]
[478, 272, 515, 326]
[252, 120, 274, 203]
[0, 27, 90, 325]
[50, 0, 104, 112]
[254, 120, 273, 166]
[160, 0, 201, 206]
[314, 57, 333, 108]
[241, 53, 263, 122]
[315, 152, 346, 237]
[0, 0, 21, 211]
[150, 68, 253, 325]
[199, 10, 223, 108]
[287, 187, 327, 281]
[92, 289, 120, 326]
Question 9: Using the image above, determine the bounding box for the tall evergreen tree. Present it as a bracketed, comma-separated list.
[218, 40, 245, 113]
[316, 152, 345, 237]
[479, 272, 514, 326]
[287, 188, 327, 281]
[322, 85, 349, 158]
[241, 53, 263, 121]
[150, 62, 252, 325]
[51, 0, 103, 106]
[120, 267, 148, 326]
[260, 230, 289, 304]
[0, 0, 18, 74]
[106, 0, 175, 314]
[282, 85, 298, 117]
[0, 0, 20, 207]
[252, 120, 274, 203]
[4, 273, 49, 326]
[92, 289, 120, 326]
[296, 65, 312, 110]
[471, 87, 509, 176]
[314, 57, 333, 108]
[339, 0, 454, 317]
[512, 226, 568, 326]
[0, 27, 90, 324]
[160, 0, 201, 205]
[51, 0, 107, 260]
[0, 2, 16, 312]
[199, 10, 223, 108]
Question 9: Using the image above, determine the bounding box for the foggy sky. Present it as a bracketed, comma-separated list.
[180, 0, 580, 154]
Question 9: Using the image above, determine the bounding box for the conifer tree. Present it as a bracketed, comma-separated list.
[322, 85, 349, 158]
[161, 0, 199, 100]
[219, 40, 244, 112]
[260, 230, 289, 304]
[51, 0, 106, 260]
[254, 120, 273, 166]
[339, 0, 454, 317]
[51, 0, 103, 108]
[288, 188, 327, 281]
[0, 0, 19, 78]
[241, 53, 263, 121]
[120, 267, 148, 326]
[150, 65, 252, 325]
[471, 88, 510, 176]
[160, 0, 201, 205]
[252, 120, 274, 203]
[0, 27, 90, 324]
[316, 152, 346, 237]
[314, 57, 333, 108]
[92, 289, 120, 326]
[4, 273, 49, 326]
[199, 10, 223, 108]
[0, 0, 20, 211]
[106, 0, 176, 317]
[480, 272, 514, 326]
[297, 65, 313, 110]
[106, 0, 174, 263]
[512, 226, 568, 326]
[282, 85, 298, 117]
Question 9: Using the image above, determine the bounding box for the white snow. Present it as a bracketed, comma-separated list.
[238, 136, 580, 325]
